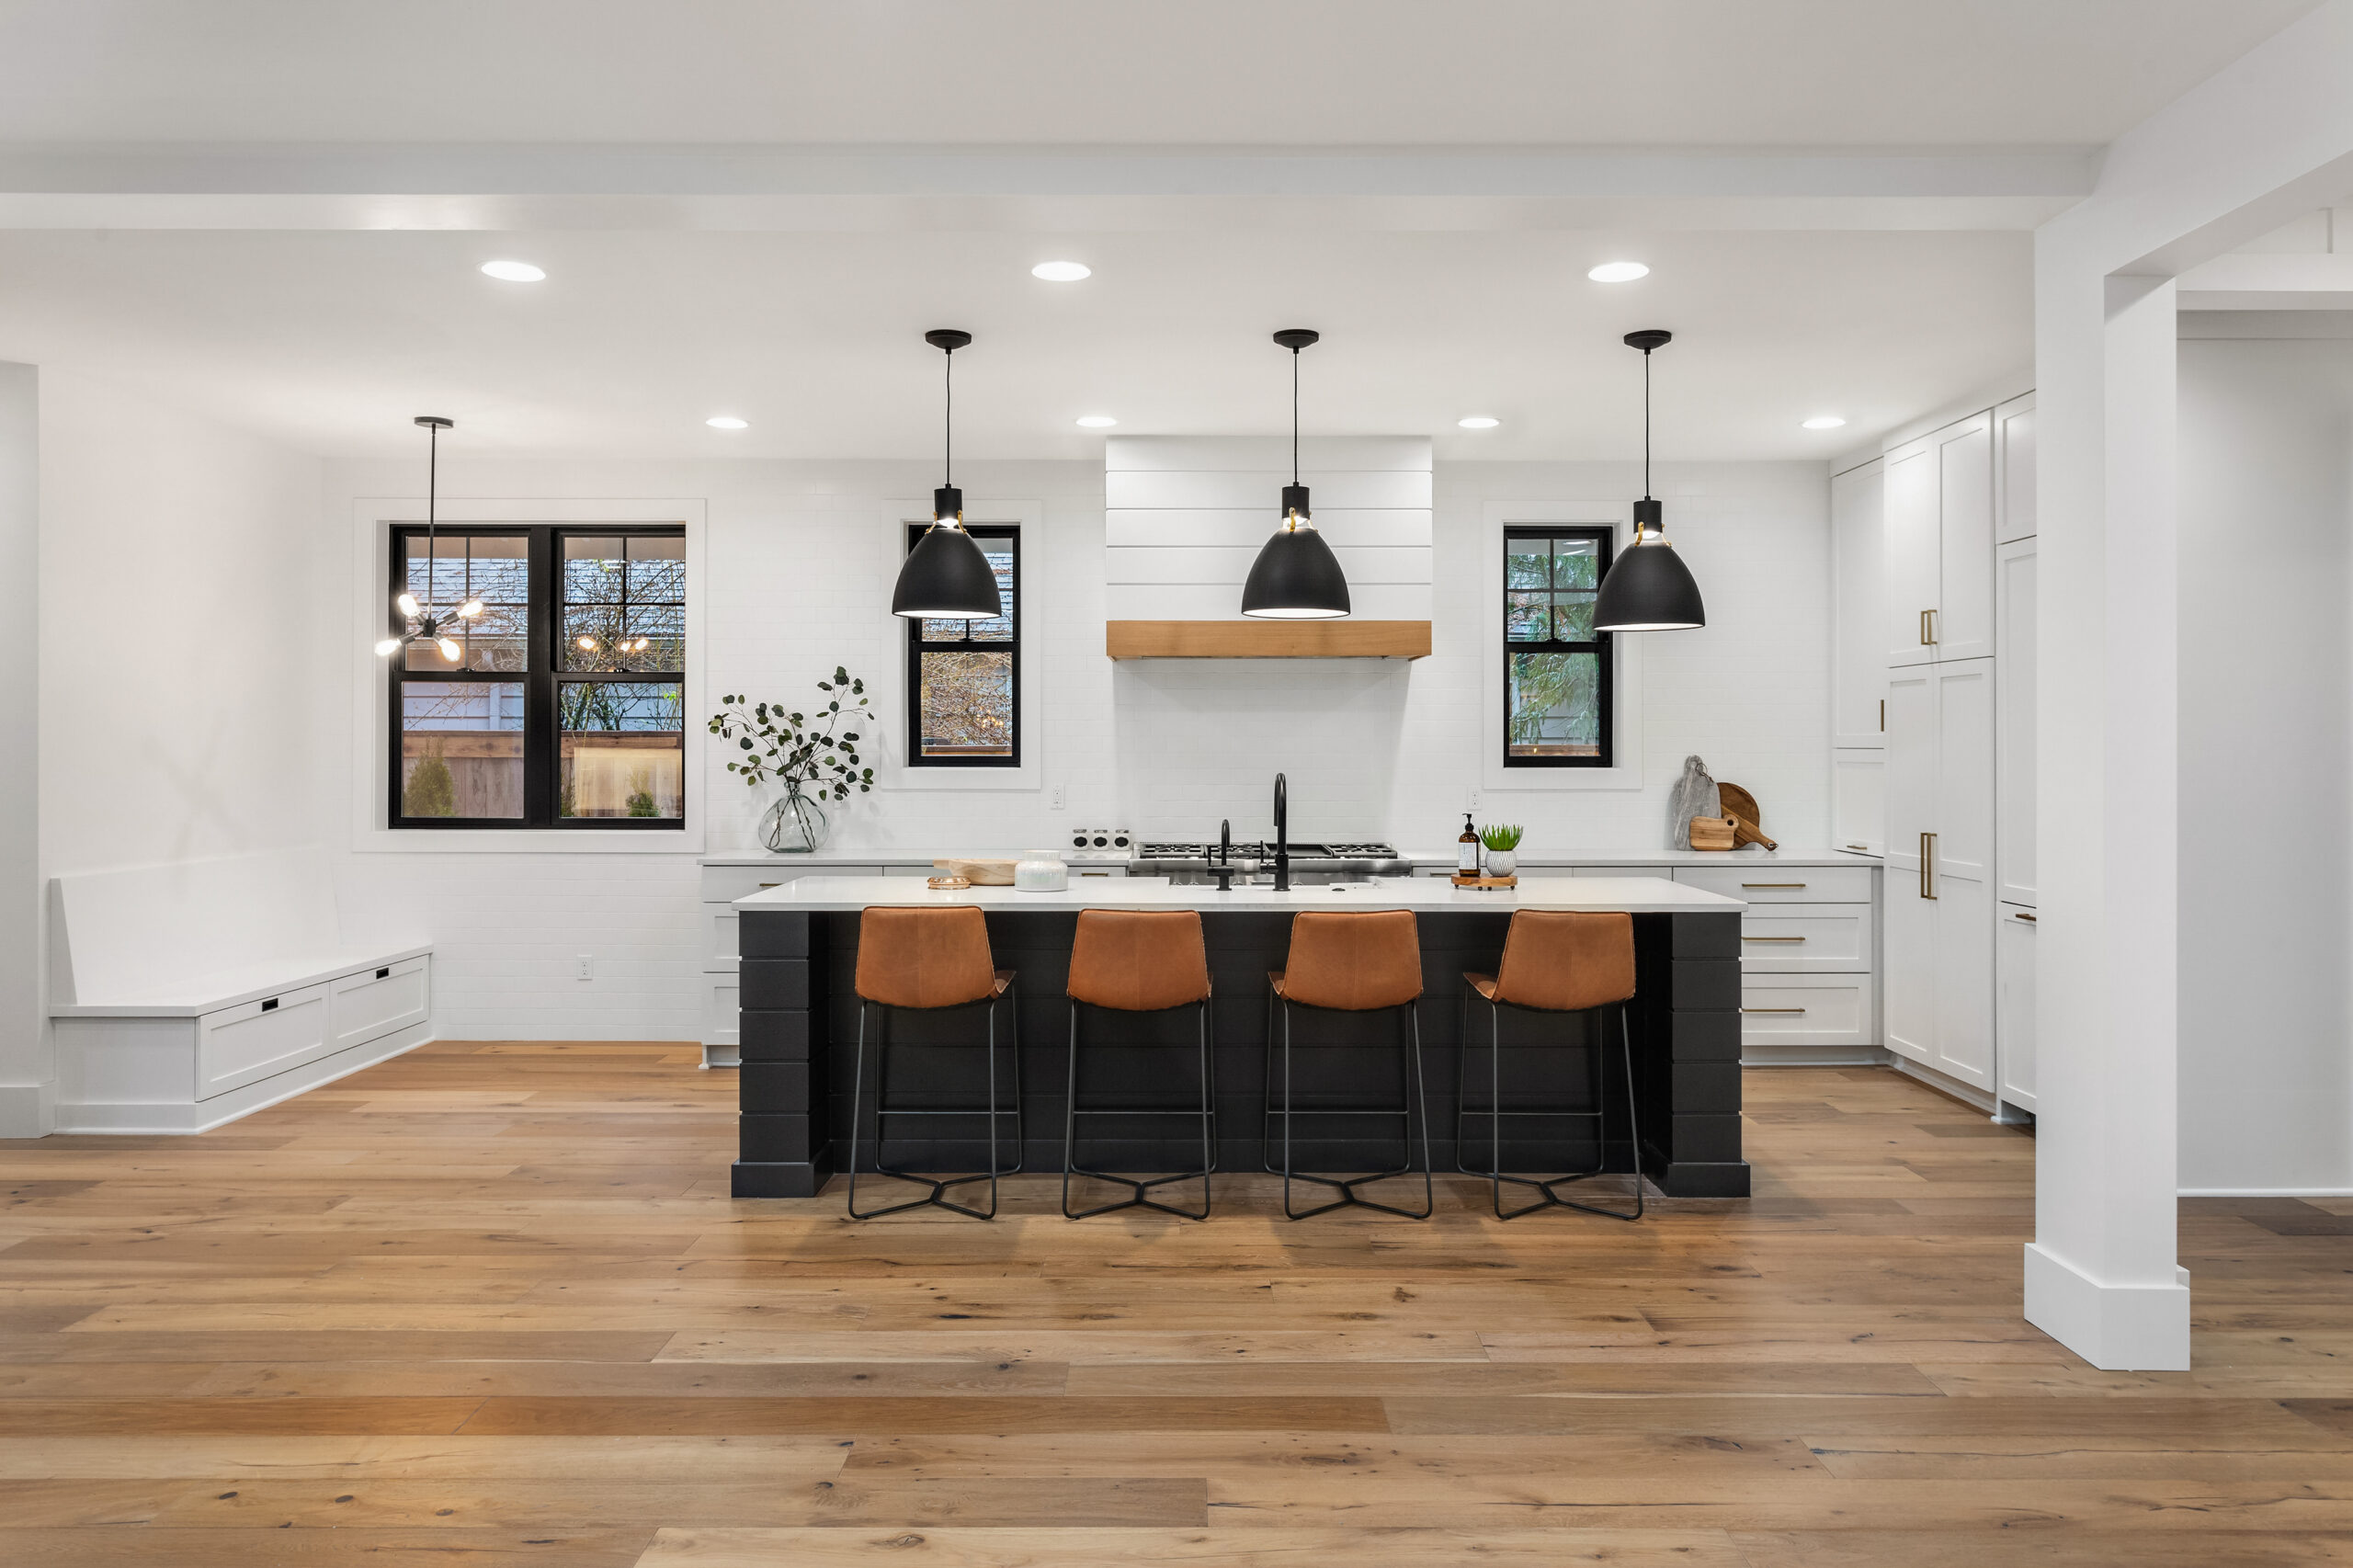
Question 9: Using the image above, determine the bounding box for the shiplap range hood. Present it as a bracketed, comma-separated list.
[1104, 435, 1434, 658]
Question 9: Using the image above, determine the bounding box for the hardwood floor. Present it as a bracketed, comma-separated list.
[2, 1041, 2348, 1565]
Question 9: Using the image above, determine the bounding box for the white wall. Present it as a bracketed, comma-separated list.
[2177, 333, 2353, 1193]
[0, 364, 38, 1136]
[309, 450, 1830, 1038]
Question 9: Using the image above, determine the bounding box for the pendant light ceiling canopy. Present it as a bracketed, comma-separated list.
[1592, 328, 1707, 633]
[374, 415, 484, 663]
[1241, 327, 1351, 620]
[891, 328, 1006, 621]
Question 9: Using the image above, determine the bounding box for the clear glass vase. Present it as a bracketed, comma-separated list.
[760, 788, 831, 854]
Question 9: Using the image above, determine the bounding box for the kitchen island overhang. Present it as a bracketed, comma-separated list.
[730, 875, 1748, 1203]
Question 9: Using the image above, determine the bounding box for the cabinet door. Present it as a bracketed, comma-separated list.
[1933, 414, 1995, 662]
[1996, 538, 2037, 907]
[1930, 661, 1995, 1090]
[1997, 904, 2037, 1110]
[1883, 438, 1939, 668]
[1833, 459, 1888, 746]
[1881, 668, 1938, 1065]
[1995, 392, 2036, 543]
[1833, 750, 1884, 858]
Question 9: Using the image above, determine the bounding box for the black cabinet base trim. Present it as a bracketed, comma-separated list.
[1656, 1159, 1752, 1199]
[730, 1150, 836, 1199]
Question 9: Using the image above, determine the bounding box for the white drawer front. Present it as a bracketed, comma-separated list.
[199, 983, 333, 1098]
[328, 958, 430, 1052]
[705, 906, 740, 970]
[1738, 904, 1872, 973]
[702, 972, 741, 1048]
[1569, 866, 1672, 879]
[1738, 974, 1874, 1048]
[700, 864, 831, 903]
[1677, 865, 1877, 903]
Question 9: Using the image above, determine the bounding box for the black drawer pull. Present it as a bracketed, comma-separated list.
[376, 967, 391, 979]
[260, 997, 278, 1012]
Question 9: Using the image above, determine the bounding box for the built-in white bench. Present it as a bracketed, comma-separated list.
[47, 847, 433, 1133]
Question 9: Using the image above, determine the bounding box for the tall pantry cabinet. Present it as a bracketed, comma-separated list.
[1838, 391, 2034, 1110]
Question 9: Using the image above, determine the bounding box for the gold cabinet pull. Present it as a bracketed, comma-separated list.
[1880, 698, 1885, 732]
[1920, 832, 1937, 900]
[1742, 1007, 1808, 1014]
[1920, 608, 1938, 645]
[1742, 882, 1806, 889]
[1845, 843, 1870, 852]
[1742, 935, 1806, 943]
[2015, 911, 2037, 923]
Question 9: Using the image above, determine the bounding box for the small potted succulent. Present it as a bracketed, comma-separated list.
[1478, 823, 1525, 878]
[708, 667, 875, 852]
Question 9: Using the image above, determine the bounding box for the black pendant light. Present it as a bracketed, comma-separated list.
[1593, 328, 1706, 632]
[374, 415, 484, 662]
[1241, 328, 1351, 619]
[891, 328, 1005, 620]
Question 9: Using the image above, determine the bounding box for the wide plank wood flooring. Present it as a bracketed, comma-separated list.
[1, 1041, 2347, 1565]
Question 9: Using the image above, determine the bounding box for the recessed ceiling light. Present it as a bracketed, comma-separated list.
[1031, 260, 1092, 281]
[480, 259, 546, 282]
[1074, 415, 1118, 428]
[1458, 415, 1501, 429]
[706, 415, 748, 430]
[1587, 261, 1650, 283]
[1802, 415, 1848, 430]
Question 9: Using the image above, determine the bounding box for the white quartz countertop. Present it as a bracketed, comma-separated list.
[704, 846, 1876, 869]
[735, 874, 1743, 915]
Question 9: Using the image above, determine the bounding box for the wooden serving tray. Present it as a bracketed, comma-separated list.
[1451, 873, 1519, 890]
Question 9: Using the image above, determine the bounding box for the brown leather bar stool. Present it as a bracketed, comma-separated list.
[1262, 909, 1432, 1221]
[1062, 909, 1215, 1221]
[847, 905, 1021, 1221]
[1459, 910, 1643, 1221]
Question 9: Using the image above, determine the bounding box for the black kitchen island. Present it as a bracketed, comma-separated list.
[729, 876, 1748, 1202]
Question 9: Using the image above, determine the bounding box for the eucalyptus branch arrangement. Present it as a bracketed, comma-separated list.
[1477, 824, 1525, 853]
[708, 666, 876, 801]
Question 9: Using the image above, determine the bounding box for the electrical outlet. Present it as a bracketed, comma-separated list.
[1466, 787, 1482, 812]
[1050, 783, 1067, 811]
[575, 953, 594, 981]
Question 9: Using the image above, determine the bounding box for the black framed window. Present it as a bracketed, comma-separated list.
[388, 524, 687, 827]
[1505, 526, 1614, 767]
[904, 524, 1018, 767]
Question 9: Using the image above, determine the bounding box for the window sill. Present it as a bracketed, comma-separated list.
[352, 827, 705, 855]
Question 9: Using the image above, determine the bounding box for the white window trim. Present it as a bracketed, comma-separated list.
[348, 497, 709, 854]
[870, 496, 1043, 794]
[1480, 499, 1645, 793]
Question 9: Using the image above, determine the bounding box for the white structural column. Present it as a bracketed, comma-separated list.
[2026, 0, 2353, 1369]
[0, 363, 40, 1137]
[2025, 272, 2186, 1368]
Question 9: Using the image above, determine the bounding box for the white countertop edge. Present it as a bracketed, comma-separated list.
[51, 942, 436, 1018]
[733, 875, 1742, 915]
[702, 847, 1879, 869]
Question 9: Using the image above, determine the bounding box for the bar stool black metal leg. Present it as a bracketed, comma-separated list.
[1467, 996, 1645, 1222]
[1063, 995, 1215, 1221]
[847, 987, 1024, 1222]
[1269, 997, 1430, 1221]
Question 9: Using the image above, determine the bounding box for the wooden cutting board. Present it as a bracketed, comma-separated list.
[1715, 783, 1779, 851]
[934, 858, 1018, 885]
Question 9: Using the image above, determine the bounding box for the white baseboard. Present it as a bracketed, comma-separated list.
[51, 1023, 432, 1135]
[1890, 1055, 1998, 1115]
[2023, 1242, 2191, 1370]
[0, 1077, 56, 1139]
[433, 1023, 701, 1041]
[1742, 1044, 1888, 1068]
[2178, 1187, 2353, 1198]
[701, 1044, 740, 1069]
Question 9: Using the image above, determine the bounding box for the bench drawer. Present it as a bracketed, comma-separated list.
[198, 983, 333, 1098]
[1738, 904, 1872, 973]
[1738, 974, 1874, 1049]
[1677, 865, 1876, 903]
[329, 957, 430, 1053]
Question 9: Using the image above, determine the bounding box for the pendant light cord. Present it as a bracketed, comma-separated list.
[425, 420, 438, 615]
[1643, 347, 1653, 501]
[943, 346, 953, 488]
[1291, 346, 1301, 485]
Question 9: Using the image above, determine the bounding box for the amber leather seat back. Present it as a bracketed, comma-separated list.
[1068, 909, 1211, 1012]
[1279, 910, 1423, 1011]
[856, 906, 999, 1009]
[1492, 910, 1636, 1012]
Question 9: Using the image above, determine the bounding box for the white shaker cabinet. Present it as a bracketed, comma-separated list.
[1995, 393, 2036, 545]
[1883, 660, 1996, 1091]
[1884, 411, 1995, 667]
[1995, 536, 2037, 907]
[1832, 459, 1887, 748]
[1997, 904, 2037, 1111]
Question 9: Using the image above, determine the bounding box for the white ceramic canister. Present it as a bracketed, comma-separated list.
[1014, 849, 1070, 892]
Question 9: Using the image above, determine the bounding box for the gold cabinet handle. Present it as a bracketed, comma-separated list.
[1742, 935, 1806, 943]
[2015, 911, 2037, 923]
[1879, 698, 1885, 732]
[1742, 882, 1806, 889]
[1845, 843, 1870, 852]
[1920, 608, 1938, 645]
[1920, 832, 1937, 900]
[1742, 1007, 1808, 1014]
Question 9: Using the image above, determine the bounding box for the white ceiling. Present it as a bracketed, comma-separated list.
[0, 0, 2318, 148]
[0, 225, 2030, 461]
